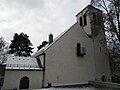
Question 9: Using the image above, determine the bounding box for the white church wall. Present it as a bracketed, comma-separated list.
[44, 23, 96, 86]
[2, 70, 43, 89]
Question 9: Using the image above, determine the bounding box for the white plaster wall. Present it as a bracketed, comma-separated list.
[44, 23, 96, 86]
[2, 70, 43, 89]
[42, 22, 111, 86]
[93, 35, 111, 80]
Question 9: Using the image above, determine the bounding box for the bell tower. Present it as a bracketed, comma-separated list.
[76, 5, 104, 38]
[76, 5, 111, 79]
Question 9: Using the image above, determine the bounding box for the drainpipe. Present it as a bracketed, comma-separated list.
[42, 53, 46, 88]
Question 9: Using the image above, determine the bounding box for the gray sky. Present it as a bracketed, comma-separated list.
[0, 0, 90, 52]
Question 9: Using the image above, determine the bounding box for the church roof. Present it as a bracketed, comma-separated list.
[33, 23, 77, 57]
[5, 56, 42, 70]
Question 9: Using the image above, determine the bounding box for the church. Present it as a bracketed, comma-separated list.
[2, 5, 111, 89]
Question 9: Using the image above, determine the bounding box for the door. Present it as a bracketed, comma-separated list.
[19, 76, 29, 89]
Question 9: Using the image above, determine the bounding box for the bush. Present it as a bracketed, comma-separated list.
[111, 73, 120, 83]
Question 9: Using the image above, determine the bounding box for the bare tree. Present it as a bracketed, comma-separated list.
[90, 0, 120, 58]
[0, 37, 8, 64]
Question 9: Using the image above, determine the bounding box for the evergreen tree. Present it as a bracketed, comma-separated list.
[9, 32, 33, 56]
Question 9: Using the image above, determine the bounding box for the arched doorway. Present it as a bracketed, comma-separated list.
[19, 76, 29, 89]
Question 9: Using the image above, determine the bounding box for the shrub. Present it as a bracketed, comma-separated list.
[111, 73, 120, 83]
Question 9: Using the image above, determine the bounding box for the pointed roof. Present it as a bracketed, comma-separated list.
[76, 5, 103, 17]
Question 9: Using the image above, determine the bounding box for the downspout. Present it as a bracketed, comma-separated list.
[42, 53, 46, 88]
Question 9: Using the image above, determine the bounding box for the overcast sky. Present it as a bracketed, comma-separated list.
[0, 0, 90, 52]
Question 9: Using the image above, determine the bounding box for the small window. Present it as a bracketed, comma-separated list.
[76, 43, 81, 57]
[77, 43, 81, 53]
[79, 17, 83, 27]
[93, 12, 96, 19]
[84, 14, 87, 26]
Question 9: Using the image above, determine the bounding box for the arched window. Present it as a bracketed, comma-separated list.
[19, 76, 29, 89]
[76, 43, 81, 57]
[93, 12, 96, 19]
[84, 14, 87, 26]
[76, 43, 86, 57]
[79, 17, 83, 27]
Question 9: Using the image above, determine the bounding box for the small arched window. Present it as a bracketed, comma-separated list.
[76, 43, 81, 57]
[79, 17, 83, 27]
[93, 12, 96, 19]
[84, 14, 87, 26]
[76, 43, 86, 57]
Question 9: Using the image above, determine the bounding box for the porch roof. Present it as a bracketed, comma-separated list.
[5, 56, 42, 70]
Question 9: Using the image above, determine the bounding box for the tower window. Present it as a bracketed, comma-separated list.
[93, 12, 96, 19]
[79, 17, 83, 27]
[84, 14, 87, 26]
